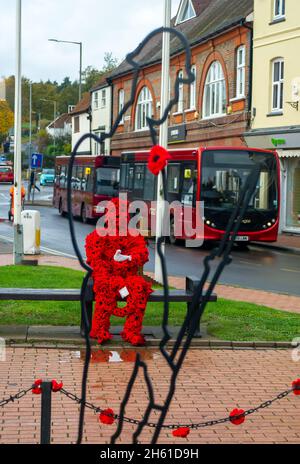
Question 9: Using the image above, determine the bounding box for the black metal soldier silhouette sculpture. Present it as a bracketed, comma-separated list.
[67, 26, 264, 444]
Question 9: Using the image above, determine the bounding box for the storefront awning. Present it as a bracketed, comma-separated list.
[276, 149, 300, 158]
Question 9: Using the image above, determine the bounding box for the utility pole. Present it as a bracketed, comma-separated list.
[154, 0, 171, 283]
[13, 0, 24, 265]
[27, 81, 32, 201]
[48, 39, 83, 102]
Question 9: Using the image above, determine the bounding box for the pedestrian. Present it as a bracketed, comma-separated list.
[30, 171, 41, 193]
[9, 184, 26, 221]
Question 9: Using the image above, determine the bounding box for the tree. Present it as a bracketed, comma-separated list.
[0, 100, 14, 143]
[103, 52, 119, 72]
[37, 129, 51, 153]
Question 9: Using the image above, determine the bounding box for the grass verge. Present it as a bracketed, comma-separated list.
[0, 265, 299, 341]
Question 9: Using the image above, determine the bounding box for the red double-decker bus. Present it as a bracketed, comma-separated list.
[53, 155, 120, 223]
[120, 146, 280, 245]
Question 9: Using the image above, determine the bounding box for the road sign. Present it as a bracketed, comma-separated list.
[0, 156, 6, 162]
[31, 153, 43, 169]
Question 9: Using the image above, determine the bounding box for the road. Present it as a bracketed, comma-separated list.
[0, 183, 300, 295]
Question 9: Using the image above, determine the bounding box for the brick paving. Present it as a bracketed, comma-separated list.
[0, 347, 299, 444]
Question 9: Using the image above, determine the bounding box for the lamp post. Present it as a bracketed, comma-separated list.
[13, 0, 24, 265]
[154, 0, 171, 283]
[48, 39, 83, 102]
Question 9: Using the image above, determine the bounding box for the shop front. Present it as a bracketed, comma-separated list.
[244, 127, 300, 234]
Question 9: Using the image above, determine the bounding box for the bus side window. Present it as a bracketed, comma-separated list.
[76, 167, 84, 191]
[181, 166, 196, 207]
[55, 165, 61, 187]
[144, 168, 156, 201]
[120, 164, 129, 189]
[134, 164, 145, 193]
[167, 164, 180, 194]
[128, 166, 134, 190]
[60, 166, 67, 189]
[86, 168, 94, 193]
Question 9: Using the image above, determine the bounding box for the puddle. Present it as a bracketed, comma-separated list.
[80, 349, 158, 364]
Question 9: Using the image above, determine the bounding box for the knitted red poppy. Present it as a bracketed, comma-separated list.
[52, 380, 63, 392]
[148, 145, 171, 176]
[32, 379, 42, 395]
[100, 409, 115, 425]
[230, 409, 246, 425]
[172, 427, 190, 438]
[292, 379, 300, 396]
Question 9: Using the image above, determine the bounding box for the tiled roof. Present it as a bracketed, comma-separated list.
[90, 73, 110, 92]
[109, 0, 253, 79]
[48, 113, 72, 130]
[70, 92, 91, 115]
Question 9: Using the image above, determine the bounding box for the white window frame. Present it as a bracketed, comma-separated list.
[236, 46, 246, 98]
[135, 86, 153, 131]
[274, 0, 285, 19]
[176, 0, 196, 25]
[101, 89, 106, 108]
[189, 65, 196, 109]
[272, 58, 284, 112]
[203, 61, 227, 119]
[118, 89, 125, 123]
[93, 92, 99, 110]
[178, 70, 184, 113]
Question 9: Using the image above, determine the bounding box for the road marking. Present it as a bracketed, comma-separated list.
[281, 268, 300, 274]
[0, 234, 78, 259]
[238, 259, 263, 267]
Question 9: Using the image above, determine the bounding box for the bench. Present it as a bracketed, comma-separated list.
[0, 276, 217, 339]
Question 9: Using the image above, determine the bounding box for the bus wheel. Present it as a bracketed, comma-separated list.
[81, 204, 89, 224]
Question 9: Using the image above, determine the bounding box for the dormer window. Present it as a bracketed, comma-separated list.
[176, 0, 196, 25]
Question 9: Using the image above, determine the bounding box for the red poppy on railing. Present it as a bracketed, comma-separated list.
[52, 380, 63, 393]
[99, 409, 115, 425]
[292, 379, 300, 396]
[32, 379, 43, 395]
[148, 145, 171, 176]
[172, 427, 190, 438]
[230, 409, 246, 426]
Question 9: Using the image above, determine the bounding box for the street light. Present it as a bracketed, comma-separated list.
[48, 38, 83, 102]
[13, 0, 24, 265]
[154, 0, 171, 283]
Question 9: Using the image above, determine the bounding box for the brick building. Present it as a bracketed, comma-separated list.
[109, 0, 254, 157]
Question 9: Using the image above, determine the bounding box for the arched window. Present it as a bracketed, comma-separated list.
[203, 61, 226, 119]
[135, 86, 153, 131]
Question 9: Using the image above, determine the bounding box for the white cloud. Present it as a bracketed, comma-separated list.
[0, 0, 181, 83]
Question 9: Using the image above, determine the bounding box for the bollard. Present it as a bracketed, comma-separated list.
[186, 276, 202, 338]
[40, 381, 52, 445]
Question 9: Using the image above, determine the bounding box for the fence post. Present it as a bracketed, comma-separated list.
[186, 276, 202, 338]
[40, 381, 52, 445]
[80, 277, 94, 337]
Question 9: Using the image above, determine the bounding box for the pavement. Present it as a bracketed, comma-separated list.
[0, 346, 299, 444]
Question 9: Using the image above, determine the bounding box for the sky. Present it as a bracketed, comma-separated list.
[0, 0, 181, 84]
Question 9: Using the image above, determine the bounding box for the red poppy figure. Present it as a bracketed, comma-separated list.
[85, 198, 152, 346]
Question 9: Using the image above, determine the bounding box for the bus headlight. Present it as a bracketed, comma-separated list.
[267, 222, 272, 227]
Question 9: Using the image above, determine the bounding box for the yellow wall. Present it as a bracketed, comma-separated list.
[252, 0, 300, 129]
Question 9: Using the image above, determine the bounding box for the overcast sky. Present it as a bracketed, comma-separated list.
[0, 0, 181, 83]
